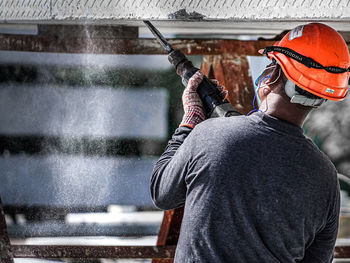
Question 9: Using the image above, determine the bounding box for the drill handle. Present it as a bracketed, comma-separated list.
[168, 49, 241, 118]
[175, 60, 227, 117]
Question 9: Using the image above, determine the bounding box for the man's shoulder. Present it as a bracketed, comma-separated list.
[194, 115, 250, 133]
[303, 136, 336, 170]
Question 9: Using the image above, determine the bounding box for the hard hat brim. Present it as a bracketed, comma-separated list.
[269, 52, 349, 101]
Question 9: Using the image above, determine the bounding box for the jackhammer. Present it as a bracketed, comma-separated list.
[143, 21, 241, 118]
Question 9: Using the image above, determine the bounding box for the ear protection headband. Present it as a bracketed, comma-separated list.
[284, 80, 326, 107]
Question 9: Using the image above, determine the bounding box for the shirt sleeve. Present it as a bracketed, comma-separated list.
[150, 126, 193, 210]
[300, 184, 340, 263]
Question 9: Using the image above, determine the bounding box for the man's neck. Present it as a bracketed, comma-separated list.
[259, 95, 309, 128]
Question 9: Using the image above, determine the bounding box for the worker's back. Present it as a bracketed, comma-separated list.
[151, 111, 339, 263]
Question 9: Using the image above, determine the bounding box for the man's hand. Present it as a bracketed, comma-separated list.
[179, 71, 228, 129]
[209, 79, 228, 100]
[179, 71, 206, 129]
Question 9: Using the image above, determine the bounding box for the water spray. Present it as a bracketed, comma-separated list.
[143, 21, 241, 118]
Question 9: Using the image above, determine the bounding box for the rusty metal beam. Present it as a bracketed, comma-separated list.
[201, 54, 255, 115]
[12, 245, 175, 259]
[37, 25, 138, 39]
[7, 244, 350, 259]
[153, 207, 184, 263]
[0, 197, 14, 263]
[156, 208, 184, 246]
[335, 246, 350, 258]
[0, 35, 275, 55]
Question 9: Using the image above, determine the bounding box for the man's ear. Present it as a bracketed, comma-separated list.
[262, 86, 272, 96]
[258, 85, 272, 102]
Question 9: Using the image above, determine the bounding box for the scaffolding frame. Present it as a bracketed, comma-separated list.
[0, 29, 350, 262]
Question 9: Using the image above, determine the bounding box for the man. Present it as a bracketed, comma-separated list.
[151, 23, 350, 262]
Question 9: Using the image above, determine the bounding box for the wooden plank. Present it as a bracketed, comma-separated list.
[11, 245, 175, 258]
[0, 197, 14, 263]
[0, 35, 275, 55]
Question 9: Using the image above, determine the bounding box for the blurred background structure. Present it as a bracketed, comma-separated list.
[1, 0, 350, 262]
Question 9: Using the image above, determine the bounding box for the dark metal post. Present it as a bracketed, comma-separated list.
[0, 197, 14, 263]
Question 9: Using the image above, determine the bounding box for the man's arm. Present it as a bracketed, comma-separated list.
[300, 187, 340, 263]
[150, 71, 206, 210]
[150, 126, 192, 210]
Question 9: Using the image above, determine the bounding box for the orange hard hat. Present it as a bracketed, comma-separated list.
[261, 23, 350, 101]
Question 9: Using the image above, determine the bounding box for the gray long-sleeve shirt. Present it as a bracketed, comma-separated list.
[151, 111, 340, 263]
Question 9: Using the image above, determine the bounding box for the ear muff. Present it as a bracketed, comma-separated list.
[285, 80, 326, 107]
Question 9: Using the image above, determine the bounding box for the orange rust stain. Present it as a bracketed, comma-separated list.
[201, 54, 255, 115]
